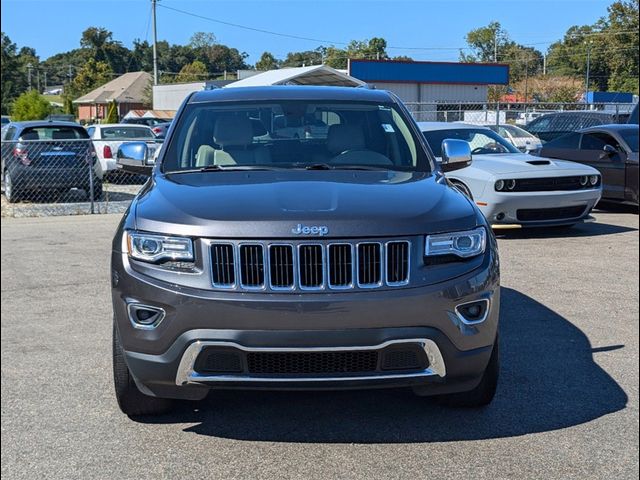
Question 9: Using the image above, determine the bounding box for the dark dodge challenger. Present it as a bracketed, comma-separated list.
[111, 86, 501, 416]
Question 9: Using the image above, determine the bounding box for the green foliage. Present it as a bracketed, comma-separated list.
[63, 96, 75, 116]
[461, 21, 544, 83]
[175, 60, 208, 83]
[65, 59, 113, 99]
[11, 90, 52, 120]
[105, 99, 118, 123]
[255, 52, 279, 70]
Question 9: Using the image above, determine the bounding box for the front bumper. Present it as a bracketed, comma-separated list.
[477, 188, 602, 226]
[112, 242, 500, 399]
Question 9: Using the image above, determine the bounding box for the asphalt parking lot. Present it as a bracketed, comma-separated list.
[1, 209, 638, 480]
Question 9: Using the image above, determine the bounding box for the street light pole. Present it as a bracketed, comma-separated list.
[152, 0, 159, 85]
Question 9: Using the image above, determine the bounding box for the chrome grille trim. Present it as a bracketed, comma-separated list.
[210, 243, 237, 288]
[356, 242, 383, 288]
[297, 244, 325, 290]
[208, 239, 410, 292]
[386, 241, 411, 286]
[327, 243, 354, 290]
[238, 243, 266, 290]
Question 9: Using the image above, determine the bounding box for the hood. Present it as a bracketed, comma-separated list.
[467, 153, 599, 175]
[133, 170, 479, 238]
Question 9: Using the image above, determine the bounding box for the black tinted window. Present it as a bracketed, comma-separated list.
[620, 130, 639, 152]
[581, 132, 621, 151]
[545, 133, 580, 149]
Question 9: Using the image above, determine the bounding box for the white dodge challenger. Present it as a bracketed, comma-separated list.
[418, 122, 602, 228]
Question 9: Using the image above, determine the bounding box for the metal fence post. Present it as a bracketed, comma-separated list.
[88, 155, 95, 214]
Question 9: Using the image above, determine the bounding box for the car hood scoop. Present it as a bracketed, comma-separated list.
[133, 170, 479, 238]
[526, 160, 552, 166]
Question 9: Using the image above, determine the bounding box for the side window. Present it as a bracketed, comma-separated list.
[550, 115, 578, 132]
[581, 133, 621, 151]
[86, 127, 96, 138]
[546, 133, 580, 149]
[527, 115, 553, 133]
[4, 126, 16, 140]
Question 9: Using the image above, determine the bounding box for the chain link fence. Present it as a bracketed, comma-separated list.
[1, 103, 636, 217]
[1, 138, 161, 217]
[405, 101, 637, 124]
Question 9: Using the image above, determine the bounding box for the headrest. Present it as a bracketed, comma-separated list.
[327, 124, 365, 154]
[213, 116, 253, 147]
[52, 130, 76, 139]
[20, 131, 39, 140]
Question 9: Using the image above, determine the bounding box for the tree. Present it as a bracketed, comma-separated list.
[282, 49, 323, 68]
[256, 52, 279, 70]
[105, 99, 118, 123]
[11, 90, 52, 120]
[1, 32, 22, 114]
[461, 22, 544, 83]
[175, 60, 208, 82]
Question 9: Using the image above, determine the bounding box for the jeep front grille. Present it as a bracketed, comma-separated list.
[209, 239, 411, 291]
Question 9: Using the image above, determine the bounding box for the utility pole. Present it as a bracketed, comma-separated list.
[494, 31, 498, 62]
[524, 55, 530, 103]
[26, 63, 33, 91]
[44, 70, 47, 92]
[37, 69, 40, 92]
[585, 40, 592, 103]
[543, 54, 547, 76]
[152, 0, 159, 85]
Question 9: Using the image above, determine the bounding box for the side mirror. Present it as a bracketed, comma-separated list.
[441, 139, 472, 172]
[117, 142, 154, 175]
[600, 144, 617, 158]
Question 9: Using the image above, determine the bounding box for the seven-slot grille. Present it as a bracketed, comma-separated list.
[210, 240, 410, 291]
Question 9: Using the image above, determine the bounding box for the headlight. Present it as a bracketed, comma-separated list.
[126, 231, 194, 263]
[589, 175, 599, 186]
[425, 227, 486, 259]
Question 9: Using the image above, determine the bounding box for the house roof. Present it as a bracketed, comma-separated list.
[73, 71, 152, 104]
[124, 109, 175, 119]
[224, 65, 366, 88]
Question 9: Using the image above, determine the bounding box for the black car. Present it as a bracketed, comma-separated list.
[524, 111, 624, 143]
[122, 117, 168, 127]
[535, 124, 638, 205]
[1, 121, 101, 202]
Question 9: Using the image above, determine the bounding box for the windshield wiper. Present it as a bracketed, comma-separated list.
[301, 163, 395, 171]
[166, 165, 284, 174]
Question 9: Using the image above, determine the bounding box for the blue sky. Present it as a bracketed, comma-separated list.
[1, 0, 614, 64]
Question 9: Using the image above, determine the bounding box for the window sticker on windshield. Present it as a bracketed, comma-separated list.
[382, 123, 395, 133]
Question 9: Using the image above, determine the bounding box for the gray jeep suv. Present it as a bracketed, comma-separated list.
[111, 86, 500, 416]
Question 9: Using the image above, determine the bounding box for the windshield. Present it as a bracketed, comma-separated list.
[620, 130, 639, 152]
[20, 126, 89, 140]
[101, 126, 154, 139]
[422, 128, 520, 156]
[163, 100, 430, 173]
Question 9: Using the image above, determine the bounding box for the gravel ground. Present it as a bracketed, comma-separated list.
[1, 210, 638, 480]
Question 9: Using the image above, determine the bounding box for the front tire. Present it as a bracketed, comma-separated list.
[113, 320, 173, 416]
[434, 339, 499, 408]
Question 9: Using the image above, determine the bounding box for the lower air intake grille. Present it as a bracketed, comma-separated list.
[246, 351, 378, 375]
[517, 205, 586, 221]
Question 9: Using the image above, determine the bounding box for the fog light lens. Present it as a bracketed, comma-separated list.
[127, 304, 165, 329]
[589, 175, 599, 186]
[455, 299, 490, 325]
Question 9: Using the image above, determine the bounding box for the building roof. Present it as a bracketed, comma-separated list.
[73, 71, 152, 104]
[124, 109, 175, 119]
[349, 59, 510, 85]
[189, 85, 393, 104]
[225, 65, 366, 88]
